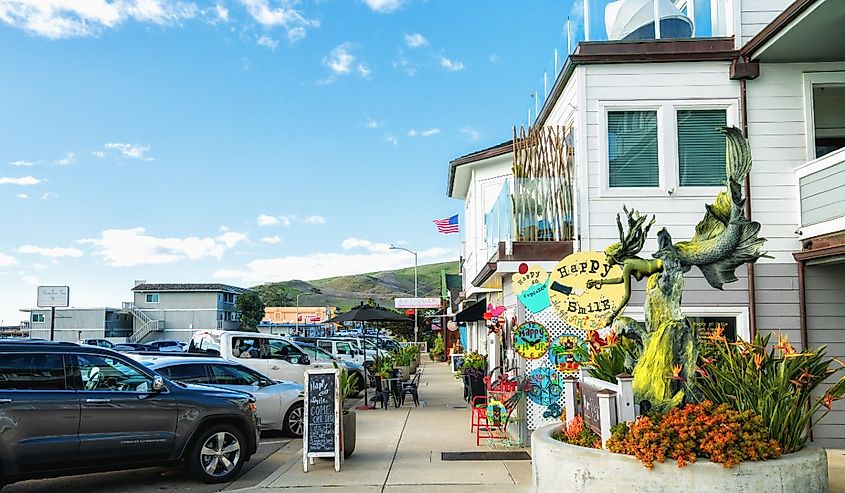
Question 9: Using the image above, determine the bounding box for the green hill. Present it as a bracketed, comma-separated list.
[252, 261, 460, 311]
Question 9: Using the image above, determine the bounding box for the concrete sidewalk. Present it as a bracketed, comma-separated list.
[228, 360, 532, 493]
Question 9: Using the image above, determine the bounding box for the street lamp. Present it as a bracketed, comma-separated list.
[389, 245, 418, 343]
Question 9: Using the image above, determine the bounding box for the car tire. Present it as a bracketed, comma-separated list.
[189, 425, 247, 484]
[283, 402, 304, 438]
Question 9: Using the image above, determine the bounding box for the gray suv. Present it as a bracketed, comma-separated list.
[0, 341, 260, 486]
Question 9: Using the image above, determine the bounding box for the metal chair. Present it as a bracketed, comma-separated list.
[400, 369, 422, 406]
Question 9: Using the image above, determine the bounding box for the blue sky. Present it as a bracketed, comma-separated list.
[0, 0, 573, 324]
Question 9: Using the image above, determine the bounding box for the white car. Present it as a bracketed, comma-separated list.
[187, 330, 334, 384]
[137, 356, 305, 436]
[146, 339, 186, 352]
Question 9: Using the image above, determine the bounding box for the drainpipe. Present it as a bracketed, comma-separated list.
[740, 70, 758, 339]
[797, 259, 808, 351]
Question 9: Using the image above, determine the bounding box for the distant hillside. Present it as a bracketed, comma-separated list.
[252, 261, 460, 311]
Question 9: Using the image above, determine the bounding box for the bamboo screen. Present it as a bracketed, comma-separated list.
[511, 125, 575, 242]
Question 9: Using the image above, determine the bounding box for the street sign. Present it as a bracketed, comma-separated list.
[394, 297, 441, 309]
[37, 286, 69, 308]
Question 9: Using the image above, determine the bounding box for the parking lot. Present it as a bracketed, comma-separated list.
[4, 435, 293, 493]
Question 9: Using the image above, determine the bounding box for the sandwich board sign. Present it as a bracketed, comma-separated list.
[303, 368, 342, 472]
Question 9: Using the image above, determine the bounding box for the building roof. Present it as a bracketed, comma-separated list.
[741, 0, 840, 63]
[132, 283, 248, 294]
[446, 140, 512, 198]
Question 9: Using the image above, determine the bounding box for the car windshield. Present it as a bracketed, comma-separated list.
[300, 345, 335, 361]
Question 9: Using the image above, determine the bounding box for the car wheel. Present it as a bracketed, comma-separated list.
[189, 425, 246, 484]
[283, 402, 304, 438]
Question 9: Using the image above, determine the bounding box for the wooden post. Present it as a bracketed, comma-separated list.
[562, 376, 578, 423]
[615, 373, 635, 423]
[597, 389, 617, 448]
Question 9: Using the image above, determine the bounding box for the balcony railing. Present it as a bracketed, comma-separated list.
[523, 0, 735, 128]
[796, 147, 845, 240]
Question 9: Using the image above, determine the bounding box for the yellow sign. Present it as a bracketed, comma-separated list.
[547, 251, 625, 330]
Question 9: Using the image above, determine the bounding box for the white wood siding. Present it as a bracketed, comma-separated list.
[740, 0, 793, 44]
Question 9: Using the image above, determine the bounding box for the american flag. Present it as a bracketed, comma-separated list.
[433, 214, 459, 234]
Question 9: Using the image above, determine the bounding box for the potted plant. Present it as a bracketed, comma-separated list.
[407, 345, 421, 374]
[391, 348, 412, 382]
[336, 364, 360, 459]
[460, 351, 487, 401]
[430, 334, 445, 362]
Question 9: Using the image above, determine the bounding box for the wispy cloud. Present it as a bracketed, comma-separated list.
[0, 0, 200, 39]
[362, 0, 403, 13]
[257, 35, 278, 50]
[384, 133, 399, 146]
[21, 274, 38, 285]
[408, 128, 440, 137]
[0, 176, 40, 186]
[92, 150, 106, 158]
[257, 214, 281, 226]
[404, 33, 427, 48]
[214, 3, 229, 22]
[321, 42, 370, 83]
[303, 215, 325, 225]
[261, 235, 282, 244]
[0, 252, 16, 267]
[439, 56, 464, 71]
[80, 227, 247, 267]
[15, 193, 29, 200]
[9, 160, 34, 167]
[54, 152, 75, 166]
[104, 143, 153, 160]
[489, 53, 501, 63]
[461, 127, 481, 142]
[365, 117, 383, 129]
[240, 0, 319, 30]
[40, 192, 58, 200]
[18, 245, 83, 258]
[287, 26, 305, 42]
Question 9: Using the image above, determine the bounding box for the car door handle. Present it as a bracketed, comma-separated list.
[85, 398, 111, 404]
[271, 365, 280, 370]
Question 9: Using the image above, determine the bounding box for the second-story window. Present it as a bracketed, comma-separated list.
[677, 109, 728, 187]
[32, 313, 45, 323]
[145, 293, 159, 303]
[608, 110, 659, 188]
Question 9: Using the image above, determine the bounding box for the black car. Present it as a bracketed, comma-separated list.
[0, 341, 260, 486]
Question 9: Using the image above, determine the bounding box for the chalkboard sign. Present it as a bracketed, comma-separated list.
[450, 353, 465, 373]
[303, 368, 341, 472]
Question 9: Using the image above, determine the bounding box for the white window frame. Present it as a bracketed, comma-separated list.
[802, 72, 845, 162]
[145, 293, 160, 304]
[621, 305, 750, 341]
[599, 99, 739, 198]
[32, 313, 45, 323]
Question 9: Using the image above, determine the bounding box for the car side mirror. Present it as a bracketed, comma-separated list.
[152, 375, 165, 392]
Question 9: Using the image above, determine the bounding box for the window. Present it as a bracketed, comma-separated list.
[222, 293, 236, 304]
[232, 337, 266, 359]
[0, 354, 66, 390]
[677, 109, 728, 186]
[210, 364, 261, 386]
[337, 342, 353, 355]
[269, 339, 306, 364]
[164, 364, 209, 384]
[77, 355, 152, 392]
[608, 111, 659, 188]
[31, 313, 45, 323]
[317, 341, 332, 353]
[145, 294, 159, 303]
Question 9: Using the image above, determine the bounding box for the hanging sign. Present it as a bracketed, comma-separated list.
[548, 334, 587, 374]
[303, 368, 341, 472]
[547, 251, 625, 330]
[447, 321, 458, 332]
[395, 297, 441, 309]
[513, 321, 550, 359]
[512, 263, 551, 313]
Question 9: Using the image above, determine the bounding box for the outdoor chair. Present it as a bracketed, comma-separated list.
[472, 389, 519, 446]
[399, 368, 422, 407]
[370, 376, 392, 410]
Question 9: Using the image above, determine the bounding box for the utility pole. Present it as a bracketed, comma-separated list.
[389, 245, 419, 343]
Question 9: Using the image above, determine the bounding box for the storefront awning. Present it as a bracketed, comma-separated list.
[455, 299, 486, 322]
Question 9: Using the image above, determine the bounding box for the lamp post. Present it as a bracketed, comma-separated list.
[389, 245, 418, 343]
[295, 292, 305, 336]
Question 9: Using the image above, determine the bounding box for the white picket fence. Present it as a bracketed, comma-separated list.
[562, 368, 636, 447]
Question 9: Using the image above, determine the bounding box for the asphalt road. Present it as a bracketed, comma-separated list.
[4, 434, 291, 493]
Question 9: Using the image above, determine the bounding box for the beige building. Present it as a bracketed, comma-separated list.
[263, 306, 336, 325]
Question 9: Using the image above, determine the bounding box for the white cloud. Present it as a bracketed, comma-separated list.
[256, 35, 277, 50]
[18, 245, 83, 258]
[321, 43, 370, 83]
[240, 0, 318, 28]
[461, 127, 482, 142]
[407, 129, 417, 137]
[0, 0, 199, 39]
[0, 252, 16, 267]
[257, 214, 280, 226]
[362, 0, 403, 13]
[404, 33, 427, 48]
[9, 160, 33, 167]
[54, 151, 75, 165]
[80, 227, 247, 267]
[261, 235, 282, 244]
[303, 215, 325, 225]
[287, 26, 305, 42]
[489, 53, 501, 63]
[15, 193, 29, 199]
[365, 117, 382, 129]
[384, 134, 399, 146]
[214, 3, 229, 22]
[0, 176, 40, 185]
[21, 274, 38, 286]
[41, 192, 58, 200]
[31, 262, 48, 271]
[439, 56, 464, 71]
[215, 243, 455, 283]
[92, 150, 106, 158]
[104, 142, 153, 160]
[408, 128, 440, 137]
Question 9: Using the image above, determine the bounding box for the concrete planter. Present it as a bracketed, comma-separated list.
[397, 365, 411, 382]
[531, 423, 829, 493]
[410, 360, 419, 374]
[342, 411, 356, 459]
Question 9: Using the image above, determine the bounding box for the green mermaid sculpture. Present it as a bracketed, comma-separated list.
[586, 127, 767, 411]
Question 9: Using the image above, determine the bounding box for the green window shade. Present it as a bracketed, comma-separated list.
[678, 109, 728, 186]
[608, 111, 659, 188]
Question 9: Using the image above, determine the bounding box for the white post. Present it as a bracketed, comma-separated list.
[563, 376, 578, 423]
[597, 390, 617, 448]
[413, 251, 418, 343]
[616, 373, 636, 423]
[583, 0, 591, 41]
[544, 71, 548, 99]
[653, 0, 661, 39]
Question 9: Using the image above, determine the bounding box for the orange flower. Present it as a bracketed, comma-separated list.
[822, 394, 839, 410]
[606, 331, 619, 346]
[704, 324, 726, 342]
[774, 334, 796, 356]
[695, 367, 709, 378]
[753, 353, 764, 370]
[668, 364, 684, 381]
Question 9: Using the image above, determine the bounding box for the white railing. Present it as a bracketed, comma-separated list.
[124, 302, 164, 343]
[795, 147, 845, 239]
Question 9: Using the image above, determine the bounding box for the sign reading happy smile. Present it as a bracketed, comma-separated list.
[547, 251, 625, 331]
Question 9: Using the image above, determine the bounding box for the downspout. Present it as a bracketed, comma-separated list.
[739, 68, 758, 339]
[797, 259, 808, 351]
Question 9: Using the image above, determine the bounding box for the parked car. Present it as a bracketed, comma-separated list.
[292, 336, 365, 365]
[77, 338, 114, 349]
[188, 330, 333, 384]
[0, 340, 260, 486]
[146, 339, 186, 352]
[112, 343, 155, 352]
[294, 342, 367, 394]
[137, 356, 304, 437]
